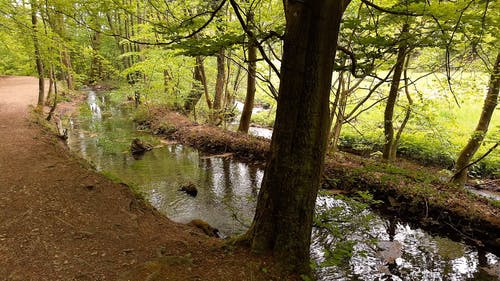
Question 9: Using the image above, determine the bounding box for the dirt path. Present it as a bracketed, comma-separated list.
[0, 76, 284, 281]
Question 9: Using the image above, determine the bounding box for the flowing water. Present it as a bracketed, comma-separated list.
[65, 91, 499, 281]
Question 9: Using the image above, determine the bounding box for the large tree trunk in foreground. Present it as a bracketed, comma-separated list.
[383, 23, 409, 161]
[241, 0, 349, 275]
[451, 53, 500, 186]
[238, 11, 257, 133]
[31, 0, 44, 106]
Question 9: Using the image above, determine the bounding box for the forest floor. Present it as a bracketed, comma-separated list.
[0, 76, 293, 281]
[138, 104, 500, 255]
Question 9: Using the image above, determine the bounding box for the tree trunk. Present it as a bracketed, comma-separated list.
[31, 0, 44, 107]
[46, 65, 55, 104]
[211, 49, 226, 124]
[241, 0, 349, 275]
[62, 50, 74, 90]
[89, 30, 102, 83]
[164, 69, 171, 94]
[50, 11, 74, 90]
[451, 52, 500, 186]
[330, 89, 348, 154]
[391, 53, 413, 160]
[185, 58, 206, 113]
[328, 72, 346, 154]
[106, 12, 129, 70]
[238, 11, 257, 133]
[383, 23, 409, 161]
[191, 56, 211, 110]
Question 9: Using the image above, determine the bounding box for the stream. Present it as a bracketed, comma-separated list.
[66, 91, 499, 281]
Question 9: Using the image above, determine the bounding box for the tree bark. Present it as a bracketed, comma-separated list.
[241, 0, 349, 275]
[185, 57, 207, 113]
[328, 72, 346, 154]
[451, 52, 500, 186]
[238, 11, 257, 133]
[211, 49, 226, 124]
[31, 0, 44, 107]
[383, 23, 409, 161]
[46, 65, 55, 104]
[89, 30, 102, 83]
[50, 11, 74, 90]
[391, 53, 413, 160]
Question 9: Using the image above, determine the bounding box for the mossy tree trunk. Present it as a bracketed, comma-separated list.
[451, 52, 500, 186]
[238, 10, 257, 133]
[241, 0, 350, 276]
[185, 56, 209, 113]
[383, 23, 409, 161]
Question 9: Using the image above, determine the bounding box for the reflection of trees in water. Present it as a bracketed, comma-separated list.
[248, 165, 259, 196]
[311, 204, 495, 281]
[69, 91, 499, 280]
[222, 158, 234, 201]
[384, 218, 401, 279]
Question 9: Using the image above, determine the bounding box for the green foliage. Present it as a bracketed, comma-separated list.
[250, 111, 274, 127]
[339, 71, 499, 177]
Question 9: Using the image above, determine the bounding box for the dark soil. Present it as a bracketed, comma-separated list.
[0, 76, 295, 281]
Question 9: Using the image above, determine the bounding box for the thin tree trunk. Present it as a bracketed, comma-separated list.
[212, 49, 226, 124]
[383, 23, 409, 161]
[185, 59, 205, 113]
[106, 13, 129, 70]
[164, 69, 171, 94]
[238, 11, 257, 133]
[391, 53, 413, 160]
[31, 0, 44, 107]
[46, 66, 55, 104]
[237, 0, 349, 275]
[328, 72, 346, 154]
[451, 52, 500, 186]
[223, 50, 233, 111]
[89, 30, 102, 83]
[330, 89, 348, 155]
[194, 56, 212, 110]
[62, 50, 74, 90]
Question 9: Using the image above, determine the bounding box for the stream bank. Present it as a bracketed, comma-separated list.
[48, 90, 500, 280]
[0, 77, 291, 281]
[136, 104, 500, 255]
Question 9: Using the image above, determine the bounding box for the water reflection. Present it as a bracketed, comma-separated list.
[312, 197, 500, 280]
[66, 91, 499, 281]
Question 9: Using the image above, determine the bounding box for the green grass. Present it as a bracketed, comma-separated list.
[248, 71, 499, 178]
[339, 71, 499, 178]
